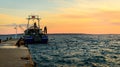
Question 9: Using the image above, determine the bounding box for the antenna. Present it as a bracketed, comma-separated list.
[14, 24, 17, 39]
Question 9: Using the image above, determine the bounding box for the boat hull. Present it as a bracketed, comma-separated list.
[24, 35, 48, 45]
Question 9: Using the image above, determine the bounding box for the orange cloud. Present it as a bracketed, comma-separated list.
[0, 14, 26, 24]
[46, 9, 120, 34]
[1, 9, 120, 34]
[0, 14, 26, 34]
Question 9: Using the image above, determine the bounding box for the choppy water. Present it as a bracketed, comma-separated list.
[28, 34, 120, 67]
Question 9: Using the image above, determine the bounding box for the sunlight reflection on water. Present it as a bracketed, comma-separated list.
[28, 34, 120, 67]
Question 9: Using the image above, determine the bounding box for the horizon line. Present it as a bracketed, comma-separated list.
[0, 33, 120, 35]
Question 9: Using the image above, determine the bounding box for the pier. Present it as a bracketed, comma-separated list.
[0, 39, 31, 67]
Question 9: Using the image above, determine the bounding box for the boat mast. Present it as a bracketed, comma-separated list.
[26, 15, 41, 29]
[36, 15, 40, 28]
[27, 16, 30, 29]
[14, 24, 17, 39]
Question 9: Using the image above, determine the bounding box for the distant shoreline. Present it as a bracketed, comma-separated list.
[48, 33, 120, 35]
[0, 33, 120, 36]
[0, 33, 23, 36]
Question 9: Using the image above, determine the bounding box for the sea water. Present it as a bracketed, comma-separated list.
[28, 34, 120, 67]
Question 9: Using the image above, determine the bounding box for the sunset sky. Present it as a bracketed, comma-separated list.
[0, 0, 120, 34]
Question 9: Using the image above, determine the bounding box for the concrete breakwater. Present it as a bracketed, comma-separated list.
[0, 39, 29, 67]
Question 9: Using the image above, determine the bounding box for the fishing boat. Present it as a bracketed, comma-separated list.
[24, 15, 48, 44]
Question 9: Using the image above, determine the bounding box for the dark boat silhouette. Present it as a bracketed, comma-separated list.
[23, 15, 48, 44]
